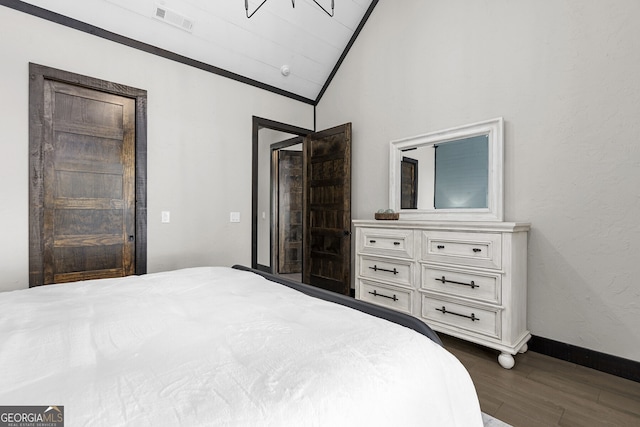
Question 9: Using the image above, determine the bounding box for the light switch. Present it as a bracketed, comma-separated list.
[161, 211, 170, 223]
[230, 212, 240, 223]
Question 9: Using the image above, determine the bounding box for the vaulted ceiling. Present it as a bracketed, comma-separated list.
[17, 0, 377, 103]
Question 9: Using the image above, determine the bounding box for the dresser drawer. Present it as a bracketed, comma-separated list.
[421, 293, 501, 339]
[358, 280, 413, 314]
[358, 227, 414, 259]
[421, 264, 501, 304]
[421, 231, 502, 269]
[359, 255, 413, 286]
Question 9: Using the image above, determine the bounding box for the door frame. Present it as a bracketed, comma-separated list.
[28, 63, 148, 286]
[251, 117, 311, 272]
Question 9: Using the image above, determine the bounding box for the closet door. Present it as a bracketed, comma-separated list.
[29, 64, 147, 287]
[36, 80, 136, 284]
[43, 80, 136, 284]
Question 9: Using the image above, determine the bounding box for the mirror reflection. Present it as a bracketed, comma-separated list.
[401, 135, 489, 210]
[390, 118, 503, 221]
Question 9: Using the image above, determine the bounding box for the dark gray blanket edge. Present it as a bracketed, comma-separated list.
[231, 265, 443, 346]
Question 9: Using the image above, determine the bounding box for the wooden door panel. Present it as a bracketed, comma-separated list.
[278, 150, 303, 274]
[54, 245, 123, 283]
[52, 87, 124, 129]
[54, 133, 124, 161]
[55, 171, 124, 199]
[42, 80, 135, 284]
[54, 209, 124, 235]
[310, 232, 343, 256]
[303, 123, 351, 295]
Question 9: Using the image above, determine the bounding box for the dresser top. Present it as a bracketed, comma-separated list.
[352, 220, 530, 233]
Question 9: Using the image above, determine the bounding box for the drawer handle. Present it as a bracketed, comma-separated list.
[369, 265, 399, 275]
[370, 240, 401, 246]
[436, 276, 479, 289]
[436, 306, 479, 322]
[369, 290, 398, 301]
[473, 248, 482, 253]
[437, 245, 445, 249]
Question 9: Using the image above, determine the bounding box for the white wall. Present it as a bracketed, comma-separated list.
[0, 6, 313, 291]
[317, 0, 640, 361]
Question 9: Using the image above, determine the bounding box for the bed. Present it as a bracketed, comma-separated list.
[0, 266, 482, 426]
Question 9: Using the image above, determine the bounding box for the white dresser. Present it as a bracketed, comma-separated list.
[353, 220, 531, 369]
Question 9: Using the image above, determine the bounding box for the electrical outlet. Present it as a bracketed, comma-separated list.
[161, 211, 170, 223]
[230, 212, 240, 223]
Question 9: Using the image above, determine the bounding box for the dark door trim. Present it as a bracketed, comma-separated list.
[251, 116, 312, 271]
[28, 63, 148, 286]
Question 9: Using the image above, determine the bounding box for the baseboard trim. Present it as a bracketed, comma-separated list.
[529, 335, 640, 383]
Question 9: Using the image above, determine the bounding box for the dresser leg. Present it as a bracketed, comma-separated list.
[519, 343, 528, 354]
[498, 352, 515, 369]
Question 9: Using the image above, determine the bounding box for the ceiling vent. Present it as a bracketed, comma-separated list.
[154, 5, 194, 33]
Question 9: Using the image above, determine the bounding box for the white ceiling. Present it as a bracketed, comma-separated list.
[20, 0, 376, 102]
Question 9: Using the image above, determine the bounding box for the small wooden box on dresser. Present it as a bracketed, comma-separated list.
[353, 220, 531, 369]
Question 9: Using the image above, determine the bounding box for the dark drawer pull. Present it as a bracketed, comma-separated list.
[436, 306, 479, 322]
[436, 276, 478, 289]
[369, 290, 398, 301]
[370, 240, 401, 246]
[437, 245, 445, 249]
[473, 248, 482, 253]
[369, 265, 398, 275]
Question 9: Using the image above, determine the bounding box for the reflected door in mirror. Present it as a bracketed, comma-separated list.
[401, 157, 418, 209]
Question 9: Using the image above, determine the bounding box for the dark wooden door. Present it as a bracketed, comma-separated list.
[302, 123, 351, 295]
[41, 80, 136, 284]
[401, 156, 418, 209]
[278, 150, 303, 274]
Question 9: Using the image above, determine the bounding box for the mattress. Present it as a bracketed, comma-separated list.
[0, 266, 482, 426]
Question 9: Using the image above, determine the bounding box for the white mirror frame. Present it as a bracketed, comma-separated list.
[389, 117, 504, 222]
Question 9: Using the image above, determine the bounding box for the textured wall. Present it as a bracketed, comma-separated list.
[317, 0, 640, 361]
[0, 6, 313, 291]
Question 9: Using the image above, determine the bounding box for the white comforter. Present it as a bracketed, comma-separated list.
[0, 267, 482, 426]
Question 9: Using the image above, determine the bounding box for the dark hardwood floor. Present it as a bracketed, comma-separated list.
[441, 334, 640, 427]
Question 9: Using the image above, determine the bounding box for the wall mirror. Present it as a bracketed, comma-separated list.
[389, 117, 504, 221]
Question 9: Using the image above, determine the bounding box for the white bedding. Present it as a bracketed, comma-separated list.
[0, 267, 482, 426]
